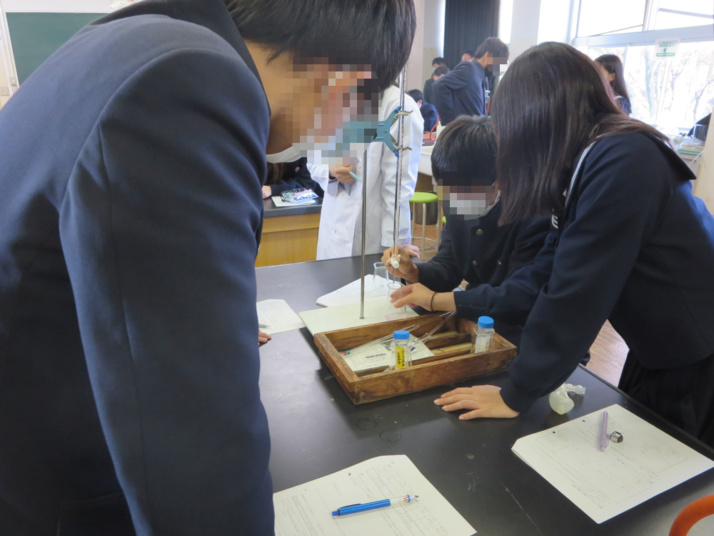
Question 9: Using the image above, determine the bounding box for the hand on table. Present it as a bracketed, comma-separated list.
[258, 329, 271, 345]
[381, 245, 420, 281]
[262, 185, 272, 199]
[434, 385, 519, 420]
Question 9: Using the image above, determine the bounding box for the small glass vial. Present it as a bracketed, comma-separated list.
[472, 316, 494, 354]
[393, 330, 411, 369]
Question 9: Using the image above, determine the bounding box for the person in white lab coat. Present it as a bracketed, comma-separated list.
[309, 85, 424, 260]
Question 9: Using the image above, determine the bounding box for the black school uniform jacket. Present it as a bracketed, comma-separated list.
[501, 133, 714, 413]
[0, 0, 274, 534]
[417, 203, 551, 344]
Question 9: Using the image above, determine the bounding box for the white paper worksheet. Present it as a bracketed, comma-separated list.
[342, 338, 435, 373]
[511, 404, 714, 524]
[256, 299, 305, 335]
[274, 455, 476, 536]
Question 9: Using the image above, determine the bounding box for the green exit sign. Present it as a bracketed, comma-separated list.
[655, 39, 680, 58]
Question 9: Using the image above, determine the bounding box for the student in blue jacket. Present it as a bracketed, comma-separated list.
[431, 37, 509, 125]
[436, 42, 714, 447]
[384, 116, 551, 346]
[0, 0, 416, 533]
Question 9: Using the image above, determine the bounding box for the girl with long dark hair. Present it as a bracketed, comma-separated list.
[595, 53, 631, 115]
[435, 42, 714, 446]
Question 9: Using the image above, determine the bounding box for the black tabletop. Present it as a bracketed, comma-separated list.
[263, 197, 322, 218]
[256, 255, 714, 535]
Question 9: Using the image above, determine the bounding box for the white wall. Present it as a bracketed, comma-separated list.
[406, 0, 425, 92]
[509, 0, 542, 60]
[420, 0, 445, 88]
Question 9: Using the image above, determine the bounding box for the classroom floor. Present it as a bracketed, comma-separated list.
[411, 220, 630, 386]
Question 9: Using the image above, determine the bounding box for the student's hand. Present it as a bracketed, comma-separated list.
[258, 329, 272, 345]
[434, 385, 519, 419]
[381, 245, 420, 281]
[262, 185, 272, 199]
[389, 283, 434, 310]
[329, 164, 355, 184]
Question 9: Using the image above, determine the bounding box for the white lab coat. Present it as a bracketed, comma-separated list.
[309, 86, 424, 260]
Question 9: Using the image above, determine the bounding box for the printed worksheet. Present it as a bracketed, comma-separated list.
[274, 455, 476, 536]
[512, 404, 714, 523]
[342, 338, 435, 373]
[256, 299, 305, 335]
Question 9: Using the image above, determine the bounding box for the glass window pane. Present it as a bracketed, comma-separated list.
[582, 41, 714, 134]
[577, 0, 646, 37]
[653, 0, 714, 30]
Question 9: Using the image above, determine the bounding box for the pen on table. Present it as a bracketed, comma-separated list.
[599, 410, 609, 452]
[332, 494, 418, 517]
[259, 323, 270, 329]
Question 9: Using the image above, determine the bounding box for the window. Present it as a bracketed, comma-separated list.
[573, 0, 714, 134]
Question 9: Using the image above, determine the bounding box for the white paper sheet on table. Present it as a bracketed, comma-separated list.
[343, 338, 435, 373]
[256, 299, 305, 335]
[274, 455, 476, 536]
[316, 276, 391, 307]
[271, 195, 317, 208]
[511, 404, 714, 524]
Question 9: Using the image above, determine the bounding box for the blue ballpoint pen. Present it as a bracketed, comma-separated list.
[332, 494, 418, 517]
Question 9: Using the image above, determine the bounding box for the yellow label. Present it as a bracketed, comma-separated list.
[396, 346, 406, 369]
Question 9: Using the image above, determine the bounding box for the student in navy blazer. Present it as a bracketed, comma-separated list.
[384, 117, 551, 347]
[436, 43, 714, 447]
[0, 0, 416, 533]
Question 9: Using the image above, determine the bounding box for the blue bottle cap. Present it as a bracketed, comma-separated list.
[477, 316, 494, 329]
[394, 330, 410, 340]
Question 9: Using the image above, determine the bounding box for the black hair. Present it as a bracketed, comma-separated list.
[407, 89, 424, 103]
[491, 42, 668, 225]
[474, 37, 509, 61]
[432, 56, 446, 67]
[594, 54, 631, 107]
[222, 0, 416, 92]
[431, 116, 496, 187]
[433, 65, 449, 77]
[462, 50, 475, 58]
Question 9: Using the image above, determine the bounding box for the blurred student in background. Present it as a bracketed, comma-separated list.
[407, 89, 438, 132]
[423, 56, 447, 103]
[595, 54, 631, 115]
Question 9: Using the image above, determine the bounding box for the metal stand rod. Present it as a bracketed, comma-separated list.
[392, 66, 408, 253]
[359, 147, 369, 319]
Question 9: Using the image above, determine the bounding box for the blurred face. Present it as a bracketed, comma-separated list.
[462, 52, 474, 62]
[597, 64, 615, 84]
[287, 61, 377, 147]
[437, 183, 500, 218]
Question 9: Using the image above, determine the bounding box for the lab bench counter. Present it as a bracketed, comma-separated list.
[256, 254, 714, 536]
[257, 198, 322, 267]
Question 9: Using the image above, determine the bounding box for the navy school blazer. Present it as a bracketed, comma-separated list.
[416, 202, 552, 346]
[500, 133, 714, 413]
[0, 0, 274, 533]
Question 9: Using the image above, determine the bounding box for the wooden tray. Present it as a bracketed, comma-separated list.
[314, 314, 517, 404]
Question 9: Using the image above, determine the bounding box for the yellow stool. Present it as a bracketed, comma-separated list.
[409, 192, 439, 251]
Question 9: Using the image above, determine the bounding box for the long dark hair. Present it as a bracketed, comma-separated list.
[491, 42, 668, 225]
[595, 54, 631, 104]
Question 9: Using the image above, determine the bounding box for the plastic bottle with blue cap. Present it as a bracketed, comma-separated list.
[393, 330, 412, 369]
[472, 316, 494, 354]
